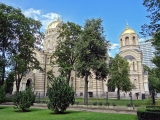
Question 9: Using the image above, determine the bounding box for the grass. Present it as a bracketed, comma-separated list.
[34, 97, 160, 107]
[0, 106, 137, 120]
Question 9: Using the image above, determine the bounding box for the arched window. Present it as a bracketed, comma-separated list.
[133, 62, 135, 71]
[133, 36, 136, 45]
[120, 39, 123, 47]
[26, 78, 32, 88]
[125, 37, 129, 45]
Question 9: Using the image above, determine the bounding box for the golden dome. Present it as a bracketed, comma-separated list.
[121, 28, 136, 35]
[47, 17, 61, 29]
[121, 23, 136, 35]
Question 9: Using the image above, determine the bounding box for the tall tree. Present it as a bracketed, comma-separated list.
[141, 0, 160, 71]
[0, 3, 43, 91]
[53, 22, 82, 85]
[76, 18, 109, 105]
[11, 17, 43, 92]
[0, 3, 25, 85]
[108, 54, 133, 100]
[143, 65, 160, 92]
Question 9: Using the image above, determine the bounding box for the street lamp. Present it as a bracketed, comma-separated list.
[129, 91, 133, 107]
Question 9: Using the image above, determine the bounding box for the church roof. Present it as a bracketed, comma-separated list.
[121, 23, 136, 35]
[124, 55, 135, 60]
[47, 17, 61, 29]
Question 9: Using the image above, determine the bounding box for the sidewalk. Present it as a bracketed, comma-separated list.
[1, 102, 137, 115]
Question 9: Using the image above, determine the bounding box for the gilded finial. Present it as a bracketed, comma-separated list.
[126, 20, 129, 29]
[57, 14, 60, 21]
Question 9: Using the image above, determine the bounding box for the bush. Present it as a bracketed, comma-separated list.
[0, 85, 6, 104]
[137, 108, 160, 120]
[112, 103, 117, 106]
[104, 102, 110, 106]
[13, 87, 36, 111]
[47, 76, 75, 114]
[93, 102, 97, 106]
[126, 103, 131, 107]
[75, 101, 79, 105]
[98, 102, 103, 106]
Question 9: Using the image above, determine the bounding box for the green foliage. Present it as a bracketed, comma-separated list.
[137, 107, 160, 120]
[98, 102, 103, 106]
[92, 102, 97, 106]
[47, 76, 75, 113]
[5, 72, 14, 93]
[75, 18, 109, 105]
[0, 85, 6, 104]
[141, 0, 160, 77]
[143, 65, 160, 92]
[53, 22, 82, 84]
[0, 3, 43, 90]
[13, 87, 36, 111]
[108, 54, 134, 100]
[141, 0, 160, 36]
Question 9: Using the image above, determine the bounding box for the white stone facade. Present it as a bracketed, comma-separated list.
[12, 20, 149, 99]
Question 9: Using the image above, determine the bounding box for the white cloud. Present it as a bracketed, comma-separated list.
[138, 38, 146, 42]
[42, 13, 59, 20]
[23, 8, 60, 29]
[108, 43, 119, 57]
[110, 43, 119, 50]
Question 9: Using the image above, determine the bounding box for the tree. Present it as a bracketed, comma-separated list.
[0, 84, 6, 104]
[0, 3, 43, 89]
[47, 75, 74, 114]
[141, 0, 160, 71]
[5, 72, 14, 93]
[53, 22, 82, 84]
[0, 3, 25, 85]
[13, 86, 36, 112]
[75, 18, 109, 105]
[143, 65, 160, 92]
[108, 54, 133, 100]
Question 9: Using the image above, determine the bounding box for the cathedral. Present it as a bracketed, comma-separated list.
[12, 18, 149, 99]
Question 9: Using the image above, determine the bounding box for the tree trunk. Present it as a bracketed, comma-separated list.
[1, 51, 5, 85]
[67, 71, 71, 85]
[117, 87, 120, 100]
[16, 78, 21, 92]
[84, 73, 89, 105]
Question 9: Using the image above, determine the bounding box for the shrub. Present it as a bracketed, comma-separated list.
[93, 102, 97, 106]
[137, 108, 160, 120]
[112, 103, 117, 106]
[126, 103, 131, 107]
[98, 102, 103, 106]
[104, 102, 110, 106]
[0, 85, 6, 104]
[47, 76, 75, 114]
[145, 97, 152, 106]
[13, 87, 36, 112]
[76, 101, 79, 105]
[134, 104, 140, 107]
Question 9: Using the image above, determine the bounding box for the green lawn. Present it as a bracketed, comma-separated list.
[34, 97, 160, 107]
[0, 106, 137, 120]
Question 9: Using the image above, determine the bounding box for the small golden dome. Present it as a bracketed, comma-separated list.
[47, 17, 61, 29]
[121, 22, 136, 35]
[121, 28, 136, 35]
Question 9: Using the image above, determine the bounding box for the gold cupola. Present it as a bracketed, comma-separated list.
[121, 23, 136, 36]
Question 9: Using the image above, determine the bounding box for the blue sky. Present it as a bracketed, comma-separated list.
[0, 0, 150, 57]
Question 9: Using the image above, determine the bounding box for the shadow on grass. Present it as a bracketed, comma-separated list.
[14, 108, 44, 113]
[0, 106, 7, 109]
[50, 110, 82, 115]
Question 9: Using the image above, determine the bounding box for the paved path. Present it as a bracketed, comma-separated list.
[1, 102, 137, 115]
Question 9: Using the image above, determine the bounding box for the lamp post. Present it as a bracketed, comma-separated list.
[129, 91, 133, 107]
[106, 83, 109, 106]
